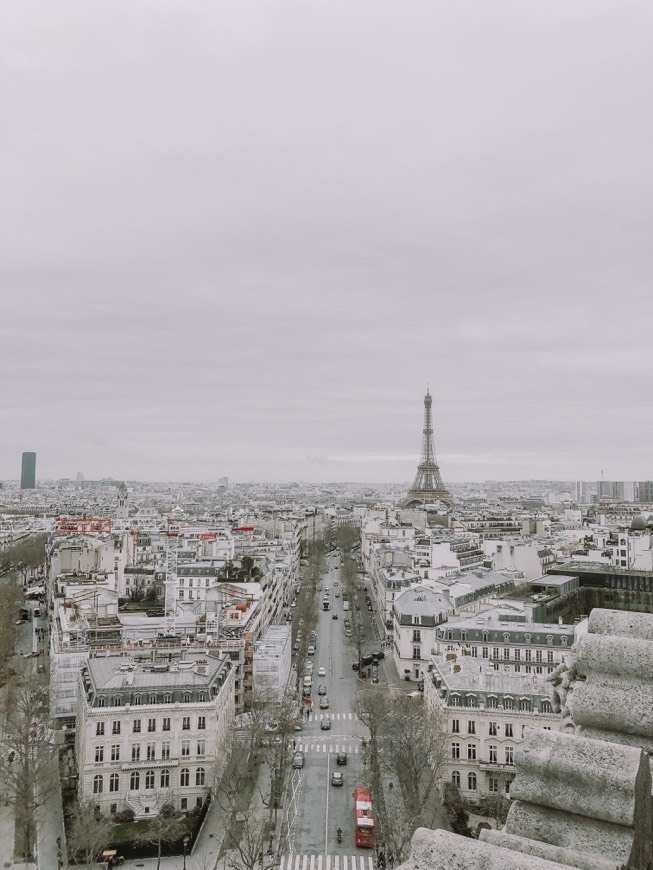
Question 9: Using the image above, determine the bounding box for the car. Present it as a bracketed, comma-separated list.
[318, 667, 326, 677]
[15, 619, 25, 625]
[352, 662, 359, 671]
[345, 629, 352, 637]
[302, 687, 311, 698]
[307, 645, 315, 656]
[318, 684, 327, 695]
[293, 642, 300, 651]
[331, 771, 344, 787]
[336, 752, 347, 766]
[335, 592, 340, 598]
[332, 613, 338, 619]
[292, 751, 305, 769]
[319, 697, 329, 709]
[264, 721, 279, 732]
[320, 717, 332, 730]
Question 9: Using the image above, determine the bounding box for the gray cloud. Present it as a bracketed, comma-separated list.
[2, 0, 652, 482]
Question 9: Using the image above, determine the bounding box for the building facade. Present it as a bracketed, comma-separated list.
[424, 654, 559, 801]
[76, 653, 234, 818]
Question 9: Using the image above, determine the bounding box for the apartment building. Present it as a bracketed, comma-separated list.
[433, 607, 575, 677]
[392, 586, 453, 681]
[424, 654, 559, 801]
[76, 653, 234, 819]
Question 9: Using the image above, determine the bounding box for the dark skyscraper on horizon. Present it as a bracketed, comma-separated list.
[21, 451, 36, 489]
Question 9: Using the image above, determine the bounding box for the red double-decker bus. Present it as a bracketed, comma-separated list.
[354, 786, 375, 848]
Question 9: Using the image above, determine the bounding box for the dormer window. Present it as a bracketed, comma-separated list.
[413, 616, 420, 625]
[503, 633, 510, 643]
[525, 634, 532, 644]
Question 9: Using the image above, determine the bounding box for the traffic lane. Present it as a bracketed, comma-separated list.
[291, 737, 362, 855]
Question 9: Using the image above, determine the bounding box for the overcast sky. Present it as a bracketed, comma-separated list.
[2, 1, 652, 485]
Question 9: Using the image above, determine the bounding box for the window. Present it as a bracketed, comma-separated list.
[504, 698, 513, 710]
[482, 646, 489, 659]
[114, 696, 122, 707]
[162, 718, 171, 732]
[451, 770, 460, 787]
[149, 694, 156, 705]
[93, 775, 103, 794]
[161, 769, 170, 788]
[451, 742, 460, 760]
[536, 650, 543, 663]
[487, 697, 497, 709]
[470, 646, 478, 657]
[110, 804, 117, 814]
[482, 631, 489, 643]
[145, 770, 155, 790]
[132, 745, 140, 762]
[180, 768, 190, 787]
[179, 590, 184, 600]
[547, 635, 553, 646]
[197, 740, 206, 757]
[133, 719, 141, 733]
[466, 695, 477, 708]
[196, 767, 206, 786]
[505, 724, 513, 738]
[95, 746, 104, 763]
[488, 722, 498, 736]
[514, 649, 521, 661]
[163, 694, 172, 704]
[505, 746, 514, 765]
[97, 698, 105, 707]
[181, 798, 188, 810]
[467, 772, 477, 791]
[109, 773, 119, 793]
[130, 771, 140, 790]
[183, 693, 192, 703]
[547, 651, 554, 663]
[525, 634, 531, 644]
[112, 721, 120, 735]
[562, 637, 568, 646]
[111, 745, 120, 762]
[412, 647, 421, 660]
[451, 719, 460, 734]
[503, 633, 510, 643]
[450, 695, 461, 707]
[525, 650, 532, 662]
[488, 777, 499, 793]
[161, 741, 171, 760]
[541, 699, 552, 714]
[412, 630, 421, 642]
[519, 699, 530, 712]
[492, 648, 499, 660]
[181, 740, 190, 758]
[148, 718, 156, 733]
[96, 722, 105, 736]
[460, 631, 467, 642]
[467, 744, 476, 761]
[488, 745, 497, 763]
[467, 721, 475, 735]
[502, 648, 510, 660]
[146, 743, 156, 761]
[197, 716, 206, 730]
[182, 717, 191, 731]
[133, 695, 141, 706]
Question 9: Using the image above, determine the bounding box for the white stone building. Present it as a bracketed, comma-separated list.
[424, 653, 559, 801]
[252, 625, 292, 701]
[76, 653, 234, 818]
[392, 586, 453, 681]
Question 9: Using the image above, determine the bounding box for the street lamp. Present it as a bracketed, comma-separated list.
[183, 835, 189, 870]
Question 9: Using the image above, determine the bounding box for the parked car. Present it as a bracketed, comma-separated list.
[319, 697, 329, 709]
[332, 613, 338, 619]
[331, 771, 344, 787]
[320, 717, 332, 730]
[336, 752, 347, 765]
[292, 751, 305, 769]
[318, 684, 327, 695]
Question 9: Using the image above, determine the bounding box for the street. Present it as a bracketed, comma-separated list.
[284, 553, 380, 861]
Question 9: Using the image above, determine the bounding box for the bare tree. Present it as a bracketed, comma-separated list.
[134, 801, 187, 870]
[356, 690, 449, 863]
[67, 797, 114, 869]
[0, 666, 59, 862]
[0, 573, 23, 681]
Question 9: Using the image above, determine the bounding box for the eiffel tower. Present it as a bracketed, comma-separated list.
[404, 388, 452, 507]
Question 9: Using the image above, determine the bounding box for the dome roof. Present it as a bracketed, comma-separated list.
[630, 515, 648, 530]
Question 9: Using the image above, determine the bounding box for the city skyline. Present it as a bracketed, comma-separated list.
[2, 1, 652, 484]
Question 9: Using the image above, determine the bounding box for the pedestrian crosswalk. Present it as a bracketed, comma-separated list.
[280, 855, 374, 870]
[295, 742, 359, 754]
[306, 712, 357, 722]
